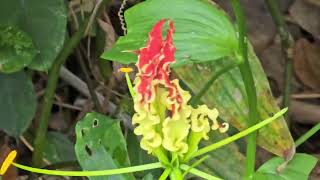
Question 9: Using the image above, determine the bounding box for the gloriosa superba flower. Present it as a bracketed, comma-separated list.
[130, 19, 229, 160]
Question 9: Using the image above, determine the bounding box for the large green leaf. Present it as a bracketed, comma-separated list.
[102, 0, 238, 67]
[174, 46, 295, 157]
[75, 112, 134, 180]
[0, 0, 67, 71]
[254, 153, 317, 180]
[0, 26, 37, 73]
[0, 71, 36, 137]
[43, 132, 76, 164]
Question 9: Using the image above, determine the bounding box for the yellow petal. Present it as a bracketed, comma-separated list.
[140, 132, 162, 154]
[162, 107, 191, 154]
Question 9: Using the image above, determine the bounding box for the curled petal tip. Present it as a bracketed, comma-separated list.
[0, 150, 17, 175]
[119, 67, 134, 73]
[219, 123, 229, 133]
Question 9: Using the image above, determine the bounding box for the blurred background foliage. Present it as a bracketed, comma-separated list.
[0, 0, 319, 179]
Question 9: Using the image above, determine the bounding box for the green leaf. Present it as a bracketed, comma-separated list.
[127, 131, 155, 166]
[75, 112, 135, 180]
[43, 132, 76, 164]
[142, 173, 154, 180]
[198, 131, 245, 179]
[0, 0, 67, 71]
[0, 71, 36, 137]
[102, 0, 238, 66]
[0, 26, 37, 73]
[254, 153, 318, 180]
[174, 46, 295, 157]
[126, 131, 161, 178]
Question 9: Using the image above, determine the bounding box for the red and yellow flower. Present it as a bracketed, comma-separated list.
[130, 19, 228, 159]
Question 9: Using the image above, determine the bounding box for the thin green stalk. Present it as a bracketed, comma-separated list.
[230, 1, 259, 179]
[182, 155, 209, 177]
[265, 0, 294, 119]
[190, 63, 238, 106]
[32, 0, 110, 167]
[189, 108, 287, 160]
[125, 72, 136, 98]
[159, 168, 171, 180]
[13, 162, 162, 176]
[295, 122, 320, 147]
[180, 164, 221, 180]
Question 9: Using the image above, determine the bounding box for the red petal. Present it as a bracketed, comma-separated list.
[135, 19, 182, 115]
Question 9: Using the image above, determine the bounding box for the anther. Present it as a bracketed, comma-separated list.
[118, 67, 133, 73]
[0, 150, 17, 175]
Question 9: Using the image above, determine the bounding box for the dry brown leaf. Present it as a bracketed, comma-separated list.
[98, 12, 117, 50]
[293, 39, 320, 90]
[290, 0, 320, 36]
[214, 0, 280, 53]
[307, 0, 320, 7]
[290, 100, 320, 124]
[259, 40, 285, 92]
[0, 144, 17, 180]
[69, 0, 95, 13]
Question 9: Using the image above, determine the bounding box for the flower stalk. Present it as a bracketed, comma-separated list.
[230, 0, 259, 179]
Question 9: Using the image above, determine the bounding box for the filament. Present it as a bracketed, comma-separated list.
[11, 162, 162, 177]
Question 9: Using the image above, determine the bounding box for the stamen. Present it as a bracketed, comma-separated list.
[0, 150, 17, 175]
[118, 67, 136, 98]
[10, 161, 162, 177]
[118, 67, 133, 73]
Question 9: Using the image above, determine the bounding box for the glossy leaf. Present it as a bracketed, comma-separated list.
[0, 71, 36, 137]
[0, 26, 37, 73]
[254, 153, 317, 180]
[102, 0, 238, 67]
[43, 132, 76, 164]
[0, 0, 67, 71]
[174, 46, 295, 157]
[75, 112, 134, 180]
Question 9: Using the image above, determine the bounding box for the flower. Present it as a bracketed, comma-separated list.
[131, 19, 228, 159]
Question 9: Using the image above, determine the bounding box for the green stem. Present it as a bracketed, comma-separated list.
[190, 63, 238, 106]
[13, 162, 162, 176]
[265, 0, 294, 119]
[159, 168, 171, 180]
[182, 155, 209, 177]
[180, 164, 221, 180]
[190, 108, 287, 160]
[295, 122, 320, 147]
[32, 0, 110, 167]
[231, 0, 259, 179]
[125, 72, 136, 98]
